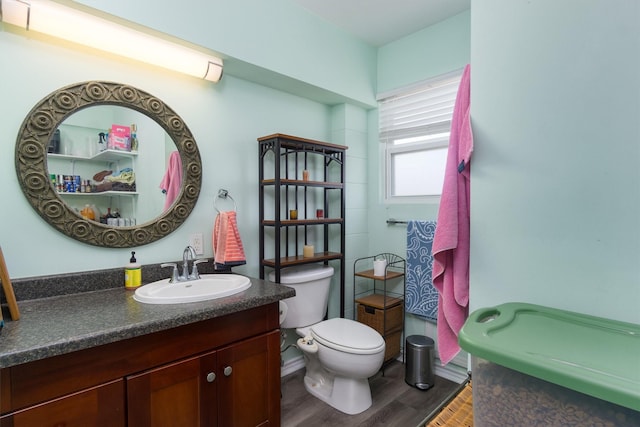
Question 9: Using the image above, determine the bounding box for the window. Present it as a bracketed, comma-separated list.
[379, 69, 463, 202]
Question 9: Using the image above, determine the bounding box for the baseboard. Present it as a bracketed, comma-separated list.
[434, 361, 469, 384]
[281, 352, 469, 384]
[395, 351, 469, 384]
[281, 355, 305, 377]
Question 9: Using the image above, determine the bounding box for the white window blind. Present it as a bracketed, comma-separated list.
[378, 70, 462, 201]
[379, 71, 461, 143]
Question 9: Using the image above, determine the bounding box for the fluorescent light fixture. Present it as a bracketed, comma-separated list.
[0, 0, 223, 82]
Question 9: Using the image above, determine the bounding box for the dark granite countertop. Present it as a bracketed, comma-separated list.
[0, 272, 294, 369]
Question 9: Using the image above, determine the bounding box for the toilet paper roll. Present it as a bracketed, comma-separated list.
[373, 259, 387, 277]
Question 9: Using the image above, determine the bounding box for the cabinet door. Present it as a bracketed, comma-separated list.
[0, 379, 124, 427]
[127, 351, 218, 427]
[217, 331, 281, 427]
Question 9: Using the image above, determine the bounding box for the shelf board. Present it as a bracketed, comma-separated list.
[258, 133, 348, 152]
[261, 179, 343, 189]
[48, 149, 137, 162]
[91, 149, 138, 162]
[262, 251, 343, 268]
[355, 294, 403, 309]
[262, 218, 343, 226]
[355, 269, 405, 280]
[58, 191, 138, 196]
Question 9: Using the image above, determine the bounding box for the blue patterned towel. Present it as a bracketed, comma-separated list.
[405, 220, 438, 321]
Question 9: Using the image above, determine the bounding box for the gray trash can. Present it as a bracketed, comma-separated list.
[405, 335, 435, 390]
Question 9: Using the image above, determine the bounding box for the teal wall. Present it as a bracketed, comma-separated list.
[470, 0, 640, 324]
[77, 0, 378, 107]
[377, 10, 471, 94]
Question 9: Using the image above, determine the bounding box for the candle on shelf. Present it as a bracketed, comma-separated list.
[289, 209, 298, 220]
[303, 245, 314, 258]
[316, 209, 324, 219]
[302, 170, 309, 181]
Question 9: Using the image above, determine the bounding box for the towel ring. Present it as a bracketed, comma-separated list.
[214, 189, 237, 213]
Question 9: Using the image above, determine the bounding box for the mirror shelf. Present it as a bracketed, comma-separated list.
[15, 81, 202, 248]
[58, 192, 139, 197]
[48, 148, 138, 162]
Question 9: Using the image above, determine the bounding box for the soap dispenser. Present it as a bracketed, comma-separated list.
[125, 251, 142, 289]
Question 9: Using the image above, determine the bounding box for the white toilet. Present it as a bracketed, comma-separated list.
[271, 264, 385, 415]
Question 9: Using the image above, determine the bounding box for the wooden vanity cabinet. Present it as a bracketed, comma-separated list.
[127, 331, 280, 427]
[0, 304, 281, 427]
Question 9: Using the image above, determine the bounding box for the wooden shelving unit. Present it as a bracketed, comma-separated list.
[258, 133, 347, 317]
[354, 253, 406, 364]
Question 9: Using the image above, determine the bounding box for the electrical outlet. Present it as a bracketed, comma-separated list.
[190, 233, 204, 255]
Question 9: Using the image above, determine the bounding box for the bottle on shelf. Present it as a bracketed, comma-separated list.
[101, 207, 113, 224]
[130, 124, 139, 152]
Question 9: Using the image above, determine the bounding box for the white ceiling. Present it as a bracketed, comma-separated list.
[291, 0, 470, 47]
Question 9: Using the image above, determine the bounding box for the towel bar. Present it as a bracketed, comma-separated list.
[386, 219, 408, 225]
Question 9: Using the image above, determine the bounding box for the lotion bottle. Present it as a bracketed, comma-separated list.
[125, 251, 142, 289]
[130, 124, 139, 152]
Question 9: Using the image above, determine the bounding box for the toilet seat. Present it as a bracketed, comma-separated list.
[309, 318, 385, 355]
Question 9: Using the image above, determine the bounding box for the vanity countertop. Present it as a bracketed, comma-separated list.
[0, 276, 294, 369]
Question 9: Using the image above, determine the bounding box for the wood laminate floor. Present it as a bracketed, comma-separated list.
[281, 361, 462, 427]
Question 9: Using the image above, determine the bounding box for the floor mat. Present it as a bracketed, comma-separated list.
[425, 381, 473, 426]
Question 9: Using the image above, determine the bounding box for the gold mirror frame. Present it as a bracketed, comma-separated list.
[15, 81, 201, 248]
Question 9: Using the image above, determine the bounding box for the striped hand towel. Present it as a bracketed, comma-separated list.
[213, 211, 246, 270]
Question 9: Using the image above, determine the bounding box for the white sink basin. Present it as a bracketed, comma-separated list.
[133, 274, 251, 304]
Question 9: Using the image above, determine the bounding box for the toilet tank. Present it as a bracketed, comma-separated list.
[269, 264, 334, 329]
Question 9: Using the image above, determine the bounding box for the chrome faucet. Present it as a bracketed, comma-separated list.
[161, 246, 206, 283]
[182, 246, 197, 281]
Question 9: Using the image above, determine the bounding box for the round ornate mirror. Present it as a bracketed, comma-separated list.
[15, 81, 202, 248]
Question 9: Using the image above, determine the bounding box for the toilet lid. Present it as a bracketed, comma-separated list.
[310, 318, 385, 355]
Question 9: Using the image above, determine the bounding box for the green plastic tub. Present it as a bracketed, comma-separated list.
[459, 303, 640, 426]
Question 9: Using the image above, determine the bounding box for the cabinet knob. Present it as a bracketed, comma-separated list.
[223, 366, 233, 376]
[206, 372, 216, 383]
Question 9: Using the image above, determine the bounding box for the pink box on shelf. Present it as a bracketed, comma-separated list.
[108, 124, 131, 151]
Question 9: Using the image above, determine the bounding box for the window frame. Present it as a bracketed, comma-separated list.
[378, 69, 463, 204]
[384, 137, 449, 204]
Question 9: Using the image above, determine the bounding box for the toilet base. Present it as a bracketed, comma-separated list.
[303, 374, 373, 415]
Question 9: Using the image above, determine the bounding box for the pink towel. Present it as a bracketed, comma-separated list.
[213, 211, 246, 270]
[159, 151, 182, 211]
[432, 64, 473, 365]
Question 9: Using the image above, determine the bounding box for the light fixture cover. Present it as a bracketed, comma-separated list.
[1, 0, 223, 82]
